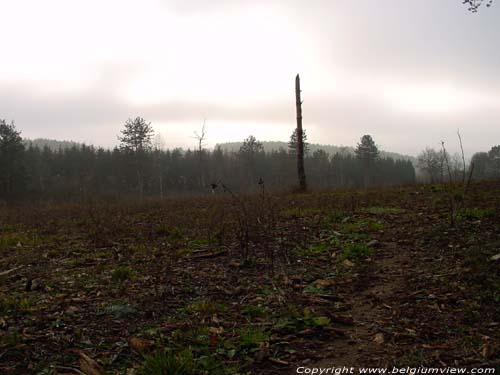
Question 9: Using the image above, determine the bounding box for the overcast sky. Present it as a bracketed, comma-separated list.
[1, 0, 499, 156]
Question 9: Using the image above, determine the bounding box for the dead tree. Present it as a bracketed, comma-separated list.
[295, 74, 307, 192]
[193, 119, 207, 189]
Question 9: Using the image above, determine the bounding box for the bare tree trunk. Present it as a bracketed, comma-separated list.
[137, 169, 144, 201]
[194, 120, 207, 189]
[159, 174, 163, 200]
[295, 74, 307, 192]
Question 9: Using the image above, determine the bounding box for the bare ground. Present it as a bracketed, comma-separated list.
[0, 182, 499, 374]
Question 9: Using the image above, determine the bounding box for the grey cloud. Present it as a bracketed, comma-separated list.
[3, 78, 496, 157]
[1, 0, 499, 156]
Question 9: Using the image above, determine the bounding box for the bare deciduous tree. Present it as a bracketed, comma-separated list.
[462, 0, 493, 12]
[193, 119, 207, 188]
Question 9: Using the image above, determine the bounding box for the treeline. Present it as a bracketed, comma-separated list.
[417, 145, 500, 183]
[19, 144, 415, 200]
[217, 141, 416, 163]
[471, 147, 500, 180]
[0, 119, 416, 201]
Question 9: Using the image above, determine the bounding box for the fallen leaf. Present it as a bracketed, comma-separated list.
[129, 337, 153, 353]
[490, 253, 500, 261]
[77, 351, 105, 375]
[313, 279, 333, 288]
[208, 326, 224, 335]
[330, 314, 354, 325]
[342, 259, 355, 267]
[482, 343, 495, 358]
[312, 316, 331, 327]
[255, 342, 270, 362]
[374, 333, 385, 344]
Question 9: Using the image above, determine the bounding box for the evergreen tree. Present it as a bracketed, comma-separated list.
[355, 135, 379, 187]
[288, 128, 310, 156]
[0, 120, 26, 199]
[355, 135, 379, 161]
[118, 117, 155, 198]
[239, 135, 264, 161]
[118, 117, 154, 152]
[239, 135, 264, 185]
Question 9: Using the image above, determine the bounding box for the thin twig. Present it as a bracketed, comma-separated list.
[457, 130, 467, 184]
[0, 266, 23, 276]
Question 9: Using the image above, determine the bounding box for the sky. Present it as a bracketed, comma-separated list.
[1, 0, 499, 157]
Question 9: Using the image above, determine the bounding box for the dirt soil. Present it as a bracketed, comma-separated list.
[1, 182, 499, 374]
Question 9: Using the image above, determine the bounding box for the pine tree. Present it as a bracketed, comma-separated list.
[355, 135, 379, 187]
[0, 120, 25, 199]
[118, 117, 154, 198]
[239, 135, 264, 185]
[288, 128, 309, 156]
[118, 117, 154, 152]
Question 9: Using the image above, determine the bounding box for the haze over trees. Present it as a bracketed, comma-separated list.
[417, 147, 446, 184]
[471, 146, 500, 180]
[0, 120, 418, 201]
[5, 114, 500, 204]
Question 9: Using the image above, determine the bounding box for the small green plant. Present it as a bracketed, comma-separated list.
[341, 217, 383, 235]
[0, 232, 32, 251]
[457, 207, 495, 221]
[0, 294, 33, 314]
[363, 207, 405, 215]
[190, 238, 209, 247]
[171, 326, 212, 348]
[297, 242, 331, 256]
[276, 305, 331, 330]
[242, 304, 269, 319]
[238, 327, 269, 350]
[370, 222, 384, 231]
[326, 210, 347, 224]
[185, 299, 225, 316]
[307, 243, 330, 254]
[340, 243, 372, 261]
[325, 234, 342, 248]
[140, 350, 230, 375]
[0, 328, 22, 346]
[103, 302, 139, 318]
[111, 266, 136, 282]
[303, 285, 328, 295]
[154, 223, 170, 237]
[155, 225, 184, 243]
[302, 307, 331, 328]
[280, 208, 323, 218]
[140, 350, 196, 375]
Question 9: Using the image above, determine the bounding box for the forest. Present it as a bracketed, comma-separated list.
[1, 118, 417, 202]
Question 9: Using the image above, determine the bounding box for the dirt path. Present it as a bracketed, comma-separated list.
[303, 241, 415, 371]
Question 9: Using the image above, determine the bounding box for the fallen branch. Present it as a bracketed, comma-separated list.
[189, 250, 227, 259]
[55, 366, 87, 375]
[0, 266, 23, 276]
[268, 357, 289, 366]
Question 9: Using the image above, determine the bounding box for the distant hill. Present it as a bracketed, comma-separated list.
[22, 138, 416, 164]
[24, 138, 82, 150]
[216, 141, 416, 163]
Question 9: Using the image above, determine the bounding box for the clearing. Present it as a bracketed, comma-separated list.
[0, 182, 499, 374]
